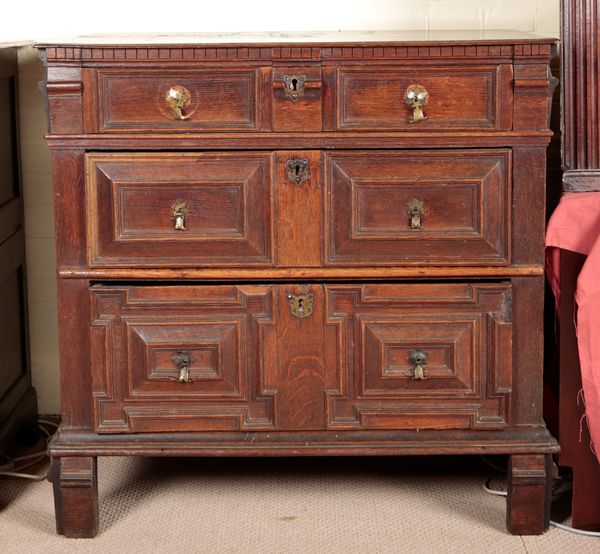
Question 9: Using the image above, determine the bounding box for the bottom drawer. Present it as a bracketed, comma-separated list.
[90, 282, 512, 433]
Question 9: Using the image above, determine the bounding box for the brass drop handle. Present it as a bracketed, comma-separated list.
[165, 85, 191, 120]
[287, 293, 314, 319]
[171, 351, 193, 383]
[408, 349, 428, 381]
[404, 84, 429, 123]
[407, 198, 425, 229]
[172, 201, 188, 231]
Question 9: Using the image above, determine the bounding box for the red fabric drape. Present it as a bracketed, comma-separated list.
[546, 192, 600, 463]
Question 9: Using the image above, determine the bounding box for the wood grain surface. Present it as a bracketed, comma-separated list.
[40, 34, 557, 537]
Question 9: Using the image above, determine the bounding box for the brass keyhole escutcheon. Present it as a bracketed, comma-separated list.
[408, 349, 428, 381]
[171, 351, 194, 383]
[407, 198, 425, 229]
[287, 293, 314, 319]
[282, 75, 306, 102]
[165, 85, 191, 120]
[286, 158, 310, 185]
[404, 84, 429, 123]
[172, 201, 188, 231]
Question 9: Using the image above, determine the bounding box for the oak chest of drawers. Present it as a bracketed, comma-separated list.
[38, 31, 559, 537]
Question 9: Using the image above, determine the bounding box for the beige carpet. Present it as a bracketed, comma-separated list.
[0, 456, 598, 553]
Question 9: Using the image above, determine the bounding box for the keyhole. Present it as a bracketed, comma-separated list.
[297, 298, 304, 311]
[287, 158, 309, 185]
[290, 78, 298, 91]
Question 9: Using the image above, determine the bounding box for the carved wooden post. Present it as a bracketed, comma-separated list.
[562, 0, 600, 191]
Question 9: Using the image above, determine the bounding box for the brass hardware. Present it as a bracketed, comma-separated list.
[172, 201, 188, 231]
[287, 293, 314, 319]
[165, 85, 191, 120]
[282, 75, 306, 101]
[407, 198, 425, 229]
[286, 158, 310, 185]
[404, 84, 429, 123]
[408, 349, 428, 381]
[171, 351, 193, 383]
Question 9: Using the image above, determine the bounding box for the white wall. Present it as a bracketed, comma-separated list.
[3, 0, 560, 41]
[13, 0, 560, 414]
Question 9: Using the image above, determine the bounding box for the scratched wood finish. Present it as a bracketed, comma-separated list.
[58, 266, 545, 279]
[46, 133, 553, 151]
[39, 33, 558, 537]
[48, 428, 558, 457]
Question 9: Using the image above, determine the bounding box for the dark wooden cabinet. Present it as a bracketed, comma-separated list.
[0, 46, 37, 458]
[39, 32, 558, 538]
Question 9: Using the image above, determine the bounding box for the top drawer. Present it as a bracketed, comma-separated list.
[92, 68, 260, 132]
[337, 65, 513, 131]
[82, 63, 512, 134]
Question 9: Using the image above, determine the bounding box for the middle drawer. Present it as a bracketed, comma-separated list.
[85, 149, 511, 268]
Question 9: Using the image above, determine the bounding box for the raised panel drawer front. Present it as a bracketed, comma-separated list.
[91, 282, 512, 433]
[90, 285, 277, 432]
[85, 152, 273, 267]
[337, 65, 512, 131]
[325, 150, 510, 265]
[325, 283, 513, 430]
[93, 68, 259, 132]
[90, 284, 329, 433]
